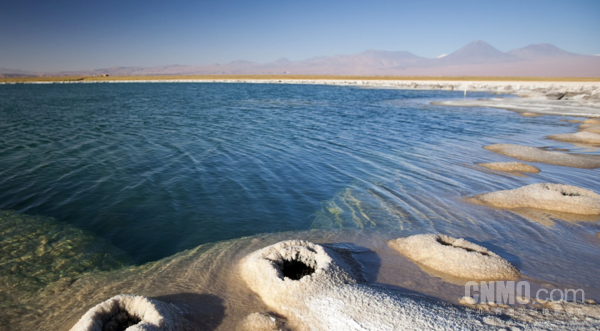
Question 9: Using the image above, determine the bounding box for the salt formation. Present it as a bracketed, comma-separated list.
[477, 162, 540, 173]
[239, 240, 521, 330]
[237, 312, 287, 331]
[468, 183, 600, 215]
[459, 296, 477, 305]
[69, 294, 191, 331]
[547, 132, 600, 145]
[483, 144, 600, 169]
[582, 119, 600, 124]
[388, 234, 520, 281]
[520, 112, 540, 117]
[459, 297, 600, 326]
[433, 98, 600, 118]
[579, 124, 600, 134]
[238, 240, 360, 310]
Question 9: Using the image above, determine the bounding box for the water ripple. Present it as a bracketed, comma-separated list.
[0, 83, 598, 291]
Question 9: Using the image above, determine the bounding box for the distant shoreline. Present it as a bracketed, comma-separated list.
[1, 76, 599, 92]
[1, 74, 600, 84]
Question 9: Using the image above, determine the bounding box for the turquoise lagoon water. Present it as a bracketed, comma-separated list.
[1, 83, 600, 329]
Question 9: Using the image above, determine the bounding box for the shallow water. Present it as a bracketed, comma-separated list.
[1, 83, 599, 330]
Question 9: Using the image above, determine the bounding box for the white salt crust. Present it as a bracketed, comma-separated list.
[238, 240, 359, 311]
[433, 98, 600, 118]
[69, 294, 191, 331]
[483, 144, 600, 169]
[388, 234, 520, 281]
[477, 162, 540, 173]
[459, 298, 600, 326]
[239, 240, 576, 330]
[468, 183, 600, 215]
[236, 312, 286, 331]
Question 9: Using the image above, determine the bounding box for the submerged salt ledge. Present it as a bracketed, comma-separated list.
[388, 234, 520, 281]
[483, 144, 600, 169]
[468, 183, 600, 215]
[477, 162, 540, 174]
[69, 294, 191, 331]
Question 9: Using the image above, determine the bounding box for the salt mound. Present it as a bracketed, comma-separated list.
[238, 240, 520, 330]
[238, 240, 359, 310]
[388, 234, 520, 281]
[579, 124, 600, 134]
[520, 112, 540, 117]
[547, 132, 600, 145]
[468, 183, 600, 215]
[483, 144, 600, 169]
[477, 162, 540, 173]
[69, 294, 191, 331]
[568, 119, 600, 124]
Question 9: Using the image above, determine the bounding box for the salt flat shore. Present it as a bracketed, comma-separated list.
[4, 78, 600, 93]
[4, 78, 599, 117]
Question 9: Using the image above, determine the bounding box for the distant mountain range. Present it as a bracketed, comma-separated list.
[2, 40, 599, 77]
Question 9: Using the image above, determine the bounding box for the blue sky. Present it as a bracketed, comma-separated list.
[1, 0, 599, 71]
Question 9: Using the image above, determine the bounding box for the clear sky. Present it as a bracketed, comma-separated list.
[1, 0, 599, 71]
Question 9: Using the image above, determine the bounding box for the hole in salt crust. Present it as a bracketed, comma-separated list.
[545, 185, 582, 197]
[280, 259, 315, 280]
[435, 236, 454, 247]
[561, 191, 581, 197]
[436, 237, 489, 256]
[100, 307, 141, 331]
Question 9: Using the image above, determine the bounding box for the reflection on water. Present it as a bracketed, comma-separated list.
[0, 83, 599, 330]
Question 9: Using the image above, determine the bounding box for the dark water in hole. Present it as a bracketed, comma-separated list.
[0, 82, 599, 295]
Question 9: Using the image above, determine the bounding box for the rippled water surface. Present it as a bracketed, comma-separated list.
[1, 83, 599, 330]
